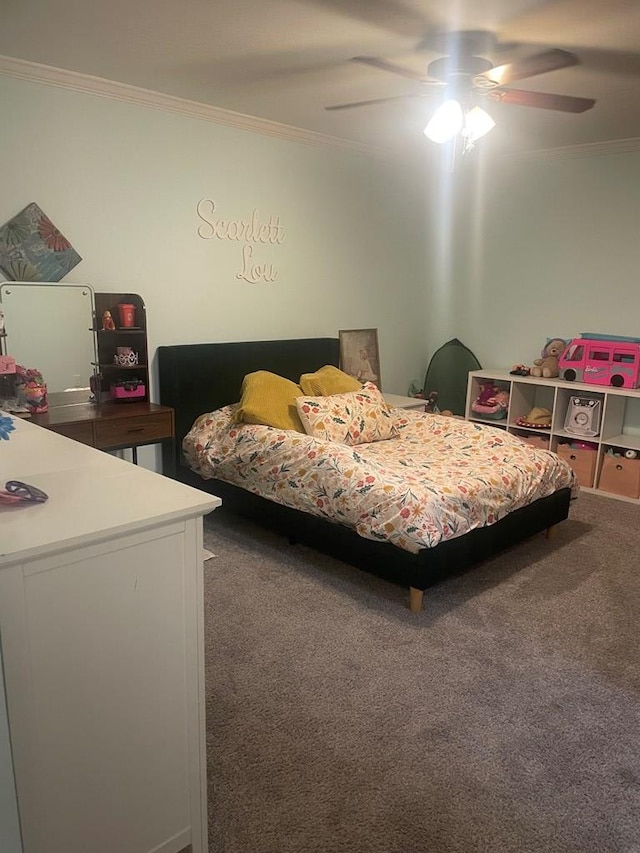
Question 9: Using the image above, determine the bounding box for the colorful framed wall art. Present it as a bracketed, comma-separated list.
[0, 202, 82, 282]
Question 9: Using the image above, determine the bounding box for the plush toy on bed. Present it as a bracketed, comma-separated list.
[471, 381, 509, 419]
[530, 338, 567, 379]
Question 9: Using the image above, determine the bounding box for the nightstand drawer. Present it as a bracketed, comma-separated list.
[49, 422, 95, 446]
[95, 412, 173, 448]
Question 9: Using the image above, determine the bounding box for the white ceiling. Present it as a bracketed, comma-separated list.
[1, 0, 640, 159]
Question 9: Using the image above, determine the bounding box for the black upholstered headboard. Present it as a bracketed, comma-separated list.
[157, 338, 340, 476]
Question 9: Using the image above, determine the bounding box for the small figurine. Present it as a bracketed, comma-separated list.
[102, 310, 116, 331]
[424, 390, 440, 414]
[407, 380, 425, 399]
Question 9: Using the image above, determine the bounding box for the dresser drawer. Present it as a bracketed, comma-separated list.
[95, 412, 173, 449]
[48, 422, 95, 446]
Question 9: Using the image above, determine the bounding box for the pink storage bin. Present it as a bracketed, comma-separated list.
[110, 379, 145, 402]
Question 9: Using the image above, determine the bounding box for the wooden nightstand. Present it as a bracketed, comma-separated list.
[30, 397, 176, 476]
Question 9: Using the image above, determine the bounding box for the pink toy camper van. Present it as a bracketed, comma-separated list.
[558, 337, 640, 388]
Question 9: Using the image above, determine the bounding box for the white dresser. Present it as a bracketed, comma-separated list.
[0, 416, 220, 853]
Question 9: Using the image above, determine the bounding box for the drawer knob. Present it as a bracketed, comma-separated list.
[127, 426, 145, 433]
[616, 464, 623, 470]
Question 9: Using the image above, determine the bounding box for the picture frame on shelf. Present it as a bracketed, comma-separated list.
[339, 328, 381, 390]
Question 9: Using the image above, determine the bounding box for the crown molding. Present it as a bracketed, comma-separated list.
[2, 54, 639, 166]
[505, 136, 640, 164]
[0, 54, 396, 160]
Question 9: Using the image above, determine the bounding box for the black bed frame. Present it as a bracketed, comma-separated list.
[157, 338, 571, 610]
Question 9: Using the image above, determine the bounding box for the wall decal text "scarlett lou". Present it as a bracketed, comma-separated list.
[196, 199, 285, 283]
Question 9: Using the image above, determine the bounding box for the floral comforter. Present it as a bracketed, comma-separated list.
[184, 407, 578, 554]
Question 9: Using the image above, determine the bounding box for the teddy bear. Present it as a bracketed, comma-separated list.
[530, 338, 567, 378]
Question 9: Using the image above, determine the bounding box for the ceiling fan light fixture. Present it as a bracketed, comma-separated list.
[463, 105, 496, 141]
[424, 99, 463, 143]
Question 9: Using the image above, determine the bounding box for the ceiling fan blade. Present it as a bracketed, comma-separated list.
[478, 48, 579, 86]
[351, 56, 442, 84]
[486, 88, 595, 113]
[325, 93, 424, 111]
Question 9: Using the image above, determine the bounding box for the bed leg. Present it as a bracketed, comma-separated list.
[545, 525, 556, 539]
[409, 587, 424, 613]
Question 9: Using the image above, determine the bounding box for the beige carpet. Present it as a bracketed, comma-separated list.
[203, 492, 640, 853]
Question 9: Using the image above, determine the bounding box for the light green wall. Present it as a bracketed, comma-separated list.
[426, 150, 640, 369]
[5, 72, 638, 431]
[0, 74, 430, 402]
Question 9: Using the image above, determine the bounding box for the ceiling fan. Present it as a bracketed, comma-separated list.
[325, 30, 596, 147]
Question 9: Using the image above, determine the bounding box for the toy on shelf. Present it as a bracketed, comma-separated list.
[568, 440, 598, 451]
[102, 310, 116, 331]
[509, 364, 530, 376]
[471, 381, 509, 420]
[605, 446, 639, 459]
[530, 338, 567, 379]
[558, 335, 640, 388]
[515, 406, 552, 429]
[564, 395, 601, 436]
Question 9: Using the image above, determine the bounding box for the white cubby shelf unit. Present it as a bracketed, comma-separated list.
[465, 370, 640, 502]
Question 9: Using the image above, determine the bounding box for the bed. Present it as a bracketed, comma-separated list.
[158, 338, 576, 611]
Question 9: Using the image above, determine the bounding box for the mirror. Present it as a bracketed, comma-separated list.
[0, 282, 96, 395]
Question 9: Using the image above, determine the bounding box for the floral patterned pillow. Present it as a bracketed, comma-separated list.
[295, 382, 398, 445]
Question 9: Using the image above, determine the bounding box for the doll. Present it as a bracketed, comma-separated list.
[471, 381, 509, 419]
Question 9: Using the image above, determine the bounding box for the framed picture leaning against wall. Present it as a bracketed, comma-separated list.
[339, 328, 381, 390]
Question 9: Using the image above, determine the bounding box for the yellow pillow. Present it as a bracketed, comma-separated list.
[299, 364, 361, 397]
[235, 370, 305, 432]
